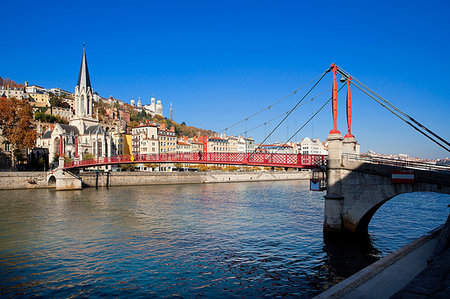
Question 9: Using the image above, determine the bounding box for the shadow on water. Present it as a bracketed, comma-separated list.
[312, 233, 380, 289]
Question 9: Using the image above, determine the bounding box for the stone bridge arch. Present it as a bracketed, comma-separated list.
[324, 133, 450, 236]
[48, 175, 56, 187]
[354, 191, 448, 235]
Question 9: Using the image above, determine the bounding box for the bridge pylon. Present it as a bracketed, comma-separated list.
[324, 132, 360, 235]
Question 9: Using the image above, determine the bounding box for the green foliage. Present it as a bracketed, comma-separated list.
[64, 155, 71, 164]
[14, 150, 27, 162]
[120, 163, 136, 171]
[223, 166, 239, 172]
[34, 111, 68, 124]
[82, 153, 94, 161]
[173, 163, 183, 169]
[144, 163, 158, 170]
[128, 120, 139, 128]
[194, 164, 223, 171]
[49, 94, 70, 109]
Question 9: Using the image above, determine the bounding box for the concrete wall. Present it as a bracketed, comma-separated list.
[80, 170, 312, 187]
[0, 172, 50, 190]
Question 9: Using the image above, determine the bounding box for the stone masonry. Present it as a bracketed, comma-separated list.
[324, 133, 450, 235]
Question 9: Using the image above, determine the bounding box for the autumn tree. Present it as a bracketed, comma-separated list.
[0, 77, 23, 88]
[173, 163, 184, 169]
[0, 97, 36, 169]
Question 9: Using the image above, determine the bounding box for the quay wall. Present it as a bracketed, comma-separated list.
[0, 171, 313, 190]
[0, 172, 50, 190]
[80, 171, 313, 188]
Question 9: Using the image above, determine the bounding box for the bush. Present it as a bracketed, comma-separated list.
[224, 166, 239, 172]
[82, 153, 94, 161]
[120, 163, 136, 171]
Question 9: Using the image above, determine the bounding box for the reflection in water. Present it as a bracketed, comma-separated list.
[320, 234, 380, 287]
[0, 182, 448, 297]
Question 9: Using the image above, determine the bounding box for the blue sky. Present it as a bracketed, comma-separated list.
[2, 0, 449, 158]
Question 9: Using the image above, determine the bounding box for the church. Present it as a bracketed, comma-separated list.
[131, 96, 163, 116]
[37, 46, 113, 162]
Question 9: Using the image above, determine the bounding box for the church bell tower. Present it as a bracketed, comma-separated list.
[74, 45, 94, 118]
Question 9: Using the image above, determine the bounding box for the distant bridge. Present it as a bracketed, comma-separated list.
[63, 152, 327, 170]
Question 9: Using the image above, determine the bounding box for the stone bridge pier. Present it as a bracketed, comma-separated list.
[324, 133, 450, 236]
[47, 157, 82, 191]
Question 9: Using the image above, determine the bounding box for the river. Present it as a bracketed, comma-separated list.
[0, 181, 448, 297]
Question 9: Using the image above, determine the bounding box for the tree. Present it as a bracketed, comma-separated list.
[0, 97, 36, 169]
[120, 163, 136, 171]
[173, 163, 183, 169]
[82, 153, 94, 161]
[34, 111, 68, 125]
[144, 163, 158, 171]
[129, 120, 139, 128]
[49, 93, 70, 110]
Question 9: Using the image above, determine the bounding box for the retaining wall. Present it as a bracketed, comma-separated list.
[0, 172, 50, 190]
[80, 170, 312, 187]
[0, 170, 314, 190]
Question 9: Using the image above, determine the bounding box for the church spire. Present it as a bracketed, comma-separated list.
[73, 44, 94, 119]
[77, 44, 91, 89]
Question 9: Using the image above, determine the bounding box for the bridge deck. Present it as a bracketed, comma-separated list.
[64, 153, 326, 170]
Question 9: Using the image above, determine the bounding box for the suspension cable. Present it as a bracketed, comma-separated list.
[249, 68, 331, 158]
[235, 87, 331, 136]
[218, 70, 330, 133]
[338, 67, 450, 151]
[351, 82, 450, 152]
[274, 84, 346, 153]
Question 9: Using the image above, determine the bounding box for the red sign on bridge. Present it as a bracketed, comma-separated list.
[392, 170, 415, 183]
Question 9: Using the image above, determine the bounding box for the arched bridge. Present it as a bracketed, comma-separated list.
[324, 134, 450, 236]
[63, 152, 326, 170]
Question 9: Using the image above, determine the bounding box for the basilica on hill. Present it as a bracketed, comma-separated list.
[37, 46, 113, 162]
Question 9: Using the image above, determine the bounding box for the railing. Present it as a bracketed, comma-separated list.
[342, 153, 450, 172]
[64, 152, 327, 169]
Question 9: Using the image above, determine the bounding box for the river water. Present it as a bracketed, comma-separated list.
[0, 181, 448, 297]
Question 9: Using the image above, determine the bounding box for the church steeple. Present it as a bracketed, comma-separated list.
[74, 44, 94, 119]
[77, 44, 91, 89]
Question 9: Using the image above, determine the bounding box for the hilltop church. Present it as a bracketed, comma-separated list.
[37, 46, 113, 162]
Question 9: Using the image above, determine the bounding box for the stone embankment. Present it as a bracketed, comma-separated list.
[392, 214, 450, 298]
[0, 172, 50, 189]
[314, 215, 450, 299]
[80, 170, 312, 188]
[0, 170, 314, 190]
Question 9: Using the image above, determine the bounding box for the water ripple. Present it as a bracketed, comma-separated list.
[0, 181, 448, 297]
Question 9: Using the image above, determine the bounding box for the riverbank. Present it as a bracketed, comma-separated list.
[314, 217, 449, 298]
[80, 170, 313, 188]
[0, 170, 314, 190]
[0, 172, 49, 189]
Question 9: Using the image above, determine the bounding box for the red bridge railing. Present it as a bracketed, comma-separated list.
[64, 153, 326, 169]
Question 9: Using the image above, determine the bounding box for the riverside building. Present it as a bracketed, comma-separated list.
[131, 124, 159, 156]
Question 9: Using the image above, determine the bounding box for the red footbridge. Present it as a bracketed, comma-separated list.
[63, 153, 326, 170]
